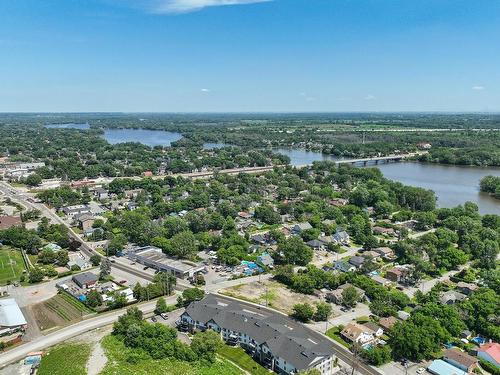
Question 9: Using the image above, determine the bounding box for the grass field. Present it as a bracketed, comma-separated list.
[38, 343, 91, 375]
[217, 345, 270, 375]
[100, 335, 243, 375]
[32, 294, 93, 331]
[0, 247, 26, 285]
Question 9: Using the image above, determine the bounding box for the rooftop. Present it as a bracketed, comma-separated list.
[184, 294, 334, 371]
[0, 298, 27, 327]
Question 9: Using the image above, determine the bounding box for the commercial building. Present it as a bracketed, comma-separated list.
[72, 272, 98, 289]
[180, 294, 336, 375]
[128, 246, 205, 279]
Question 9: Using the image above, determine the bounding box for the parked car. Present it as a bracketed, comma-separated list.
[151, 316, 157, 322]
[160, 313, 168, 320]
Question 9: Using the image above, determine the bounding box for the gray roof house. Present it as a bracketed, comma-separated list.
[348, 256, 365, 268]
[306, 239, 325, 250]
[180, 294, 336, 375]
[292, 222, 313, 233]
[332, 230, 350, 245]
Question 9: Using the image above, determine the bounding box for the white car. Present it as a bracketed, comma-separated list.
[416, 367, 425, 374]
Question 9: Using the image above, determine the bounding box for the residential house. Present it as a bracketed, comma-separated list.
[334, 261, 356, 273]
[0, 216, 22, 230]
[385, 267, 408, 283]
[378, 316, 398, 331]
[306, 239, 325, 250]
[256, 252, 274, 268]
[348, 256, 365, 269]
[180, 294, 336, 375]
[292, 222, 313, 233]
[326, 283, 365, 305]
[439, 291, 467, 305]
[332, 229, 350, 245]
[371, 275, 392, 287]
[124, 189, 143, 199]
[373, 247, 396, 260]
[456, 282, 479, 296]
[68, 257, 91, 270]
[443, 348, 478, 373]
[363, 322, 383, 337]
[74, 213, 95, 231]
[93, 187, 109, 200]
[477, 343, 500, 368]
[318, 235, 333, 245]
[340, 322, 376, 345]
[250, 233, 269, 246]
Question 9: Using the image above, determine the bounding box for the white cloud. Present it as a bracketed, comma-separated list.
[200, 88, 211, 92]
[472, 86, 485, 91]
[152, 0, 272, 13]
[364, 94, 376, 100]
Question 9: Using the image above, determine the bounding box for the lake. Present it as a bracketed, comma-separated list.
[102, 128, 183, 147]
[45, 123, 90, 130]
[376, 162, 500, 214]
[276, 148, 500, 214]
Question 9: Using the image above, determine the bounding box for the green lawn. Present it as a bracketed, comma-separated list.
[38, 343, 91, 375]
[218, 345, 270, 375]
[100, 335, 243, 375]
[326, 327, 350, 348]
[0, 247, 26, 285]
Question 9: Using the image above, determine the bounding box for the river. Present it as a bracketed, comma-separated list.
[44, 127, 500, 214]
[275, 148, 500, 214]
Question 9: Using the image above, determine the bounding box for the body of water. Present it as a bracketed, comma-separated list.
[276, 148, 500, 214]
[45, 123, 90, 130]
[102, 128, 182, 147]
[274, 148, 339, 165]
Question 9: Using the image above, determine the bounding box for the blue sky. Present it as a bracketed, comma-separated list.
[0, 0, 499, 112]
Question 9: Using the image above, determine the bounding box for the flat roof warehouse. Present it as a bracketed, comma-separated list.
[128, 246, 205, 278]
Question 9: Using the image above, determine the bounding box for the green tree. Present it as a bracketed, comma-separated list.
[90, 254, 101, 266]
[291, 303, 314, 323]
[170, 231, 198, 259]
[279, 236, 313, 266]
[86, 289, 103, 308]
[28, 267, 44, 283]
[341, 286, 360, 308]
[190, 330, 222, 363]
[155, 297, 169, 314]
[313, 302, 332, 322]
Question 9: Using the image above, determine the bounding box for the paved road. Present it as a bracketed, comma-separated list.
[0, 295, 178, 369]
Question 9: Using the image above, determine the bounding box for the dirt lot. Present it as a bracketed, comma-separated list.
[221, 280, 320, 314]
[31, 294, 91, 331]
